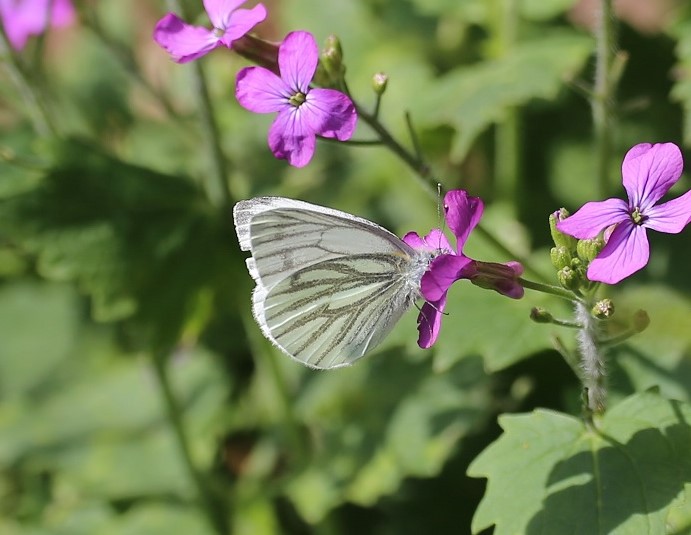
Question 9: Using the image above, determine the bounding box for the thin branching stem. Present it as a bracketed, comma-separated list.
[150, 350, 229, 535]
[166, 0, 233, 211]
[0, 25, 57, 137]
[519, 278, 581, 301]
[592, 0, 617, 197]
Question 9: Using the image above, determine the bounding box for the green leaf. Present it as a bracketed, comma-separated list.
[416, 32, 592, 162]
[100, 503, 213, 535]
[521, 0, 579, 21]
[0, 281, 79, 399]
[284, 354, 491, 522]
[408, 0, 578, 21]
[0, 139, 224, 349]
[433, 279, 561, 372]
[468, 391, 691, 534]
[0, 345, 228, 498]
[407, 0, 488, 21]
[609, 284, 691, 403]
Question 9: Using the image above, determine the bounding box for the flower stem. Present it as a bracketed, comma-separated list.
[167, 0, 232, 212]
[0, 25, 57, 138]
[493, 0, 521, 204]
[190, 60, 233, 210]
[80, 6, 180, 120]
[348, 92, 550, 281]
[354, 102, 437, 195]
[574, 301, 607, 418]
[518, 277, 580, 301]
[150, 350, 229, 535]
[592, 0, 618, 198]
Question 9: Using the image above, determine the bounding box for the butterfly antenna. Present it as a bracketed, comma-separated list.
[414, 300, 449, 317]
[433, 182, 449, 254]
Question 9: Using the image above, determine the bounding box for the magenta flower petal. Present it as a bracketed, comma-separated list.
[403, 229, 453, 253]
[587, 221, 649, 284]
[557, 198, 629, 239]
[402, 232, 426, 249]
[644, 189, 691, 234]
[444, 190, 484, 248]
[0, 0, 75, 50]
[420, 254, 473, 302]
[235, 66, 290, 113]
[234, 30, 357, 167]
[417, 296, 446, 349]
[622, 142, 684, 210]
[279, 31, 319, 91]
[304, 88, 357, 140]
[218, 4, 267, 47]
[203, 0, 246, 28]
[51, 0, 74, 25]
[268, 110, 317, 168]
[154, 1, 265, 62]
[424, 229, 454, 252]
[153, 13, 219, 63]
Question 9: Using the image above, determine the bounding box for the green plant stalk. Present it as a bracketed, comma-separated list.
[150, 351, 229, 535]
[79, 6, 180, 120]
[592, 0, 617, 198]
[348, 96, 550, 282]
[166, 0, 233, 212]
[242, 311, 309, 464]
[355, 104, 436, 195]
[493, 0, 521, 204]
[0, 25, 57, 137]
[190, 59, 234, 210]
[574, 301, 607, 419]
[518, 278, 580, 301]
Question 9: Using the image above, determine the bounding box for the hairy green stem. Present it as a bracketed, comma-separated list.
[150, 351, 229, 535]
[574, 301, 607, 419]
[592, 0, 617, 197]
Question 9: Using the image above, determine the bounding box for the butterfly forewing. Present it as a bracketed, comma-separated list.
[233, 197, 425, 369]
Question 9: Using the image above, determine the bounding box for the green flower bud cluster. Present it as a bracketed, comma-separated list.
[549, 209, 604, 292]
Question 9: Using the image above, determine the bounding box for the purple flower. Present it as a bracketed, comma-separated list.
[0, 0, 74, 51]
[403, 190, 523, 348]
[557, 142, 691, 284]
[235, 31, 357, 168]
[153, 0, 266, 63]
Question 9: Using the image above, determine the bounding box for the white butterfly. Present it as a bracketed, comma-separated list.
[233, 197, 435, 369]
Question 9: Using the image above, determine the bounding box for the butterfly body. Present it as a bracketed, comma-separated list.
[234, 197, 433, 369]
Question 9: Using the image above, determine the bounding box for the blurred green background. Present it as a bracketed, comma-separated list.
[1, 0, 690, 533]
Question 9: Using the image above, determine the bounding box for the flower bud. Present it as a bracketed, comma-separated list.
[577, 237, 605, 263]
[530, 307, 554, 324]
[372, 72, 388, 96]
[592, 299, 614, 319]
[549, 209, 578, 251]
[550, 246, 571, 270]
[632, 309, 650, 333]
[470, 261, 524, 299]
[557, 266, 580, 290]
[232, 34, 280, 74]
[320, 35, 345, 83]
